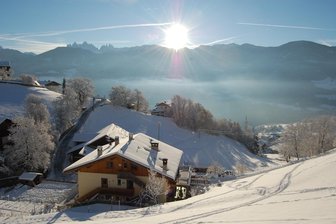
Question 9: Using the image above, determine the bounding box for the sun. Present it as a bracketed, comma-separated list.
[164, 23, 189, 51]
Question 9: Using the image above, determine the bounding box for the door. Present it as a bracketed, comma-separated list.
[101, 178, 108, 188]
[127, 180, 134, 189]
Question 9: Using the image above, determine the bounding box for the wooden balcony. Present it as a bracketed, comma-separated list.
[76, 187, 135, 203]
[100, 187, 134, 197]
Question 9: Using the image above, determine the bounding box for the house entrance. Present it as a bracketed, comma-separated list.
[101, 178, 108, 188]
[127, 180, 134, 189]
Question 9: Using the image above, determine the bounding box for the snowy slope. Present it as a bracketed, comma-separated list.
[0, 82, 61, 120]
[3, 149, 336, 223]
[72, 104, 271, 169]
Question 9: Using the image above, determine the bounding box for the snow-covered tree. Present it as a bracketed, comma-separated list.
[109, 85, 149, 112]
[311, 115, 336, 153]
[109, 85, 133, 107]
[171, 95, 213, 131]
[278, 123, 305, 160]
[133, 88, 149, 112]
[53, 88, 81, 134]
[4, 117, 55, 174]
[139, 170, 168, 205]
[25, 94, 50, 124]
[67, 78, 94, 107]
[20, 74, 37, 85]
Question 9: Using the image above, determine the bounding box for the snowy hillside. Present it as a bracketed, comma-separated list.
[72, 104, 271, 169]
[3, 149, 336, 223]
[0, 82, 61, 120]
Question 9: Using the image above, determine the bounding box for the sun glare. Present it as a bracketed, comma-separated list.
[164, 23, 189, 51]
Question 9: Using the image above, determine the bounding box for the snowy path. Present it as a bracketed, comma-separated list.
[1, 151, 336, 224]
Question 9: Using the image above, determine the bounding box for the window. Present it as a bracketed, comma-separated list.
[131, 163, 137, 170]
[117, 179, 122, 186]
[123, 162, 128, 169]
[106, 162, 113, 168]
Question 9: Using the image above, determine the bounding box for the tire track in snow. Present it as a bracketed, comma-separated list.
[160, 162, 303, 224]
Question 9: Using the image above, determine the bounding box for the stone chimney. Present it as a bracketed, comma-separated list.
[151, 142, 159, 151]
[129, 133, 134, 141]
[97, 146, 103, 157]
[115, 136, 119, 146]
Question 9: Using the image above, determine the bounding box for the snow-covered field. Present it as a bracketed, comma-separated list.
[1, 149, 335, 224]
[72, 104, 275, 170]
[0, 82, 60, 120]
[0, 181, 76, 218]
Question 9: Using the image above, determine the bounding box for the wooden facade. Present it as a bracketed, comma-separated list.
[71, 154, 174, 203]
[77, 154, 149, 176]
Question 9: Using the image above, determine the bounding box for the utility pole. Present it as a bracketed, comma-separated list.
[157, 122, 161, 140]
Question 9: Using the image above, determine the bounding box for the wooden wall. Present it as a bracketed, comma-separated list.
[78, 155, 149, 176]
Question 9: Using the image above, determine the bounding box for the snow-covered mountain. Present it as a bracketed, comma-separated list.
[0, 82, 61, 120]
[2, 148, 335, 223]
[72, 104, 272, 170]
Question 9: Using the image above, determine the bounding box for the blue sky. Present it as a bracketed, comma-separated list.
[1, 0, 336, 53]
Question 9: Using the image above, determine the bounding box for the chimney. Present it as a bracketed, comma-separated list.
[129, 133, 134, 141]
[162, 158, 168, 170]
[115, 136, 119, 146]
[97, 146, 103, 157]
[151, 142, 159, 151]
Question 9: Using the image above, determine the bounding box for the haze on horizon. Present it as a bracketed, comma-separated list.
[1, 0, 336, 53]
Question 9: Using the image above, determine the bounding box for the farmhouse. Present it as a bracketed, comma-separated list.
[0, 61, 11, 80]
[64, 125, 183, 204]
[42, 80, 62, 92]
[151, 101, 172, 117]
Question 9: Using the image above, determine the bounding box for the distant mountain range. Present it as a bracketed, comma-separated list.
[1, 41, 335, 124]
[0, 40, 335, 81]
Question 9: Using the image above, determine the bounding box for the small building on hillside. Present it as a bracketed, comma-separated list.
[151, 101, 172, 117]
[18, 172, 43, 187]
[0, 61, 11, 80]
[64, 126, 183, 204]
[42, 80, 62, 93]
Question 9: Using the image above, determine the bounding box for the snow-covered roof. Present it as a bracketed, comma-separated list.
[86, 123, 129, 146]
[64, 132, 183, 180]
[19, 172, 43, 181]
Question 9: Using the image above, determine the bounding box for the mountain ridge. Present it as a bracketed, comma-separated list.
[1, 40, 336, 124]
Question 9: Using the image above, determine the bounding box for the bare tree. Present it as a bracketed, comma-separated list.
[139, 170, 168, 205]
[67, 78, 94, 107]
[171, 95, 213, 131]
[278, 123, 305, 160]
[278, 116, 336, 161]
